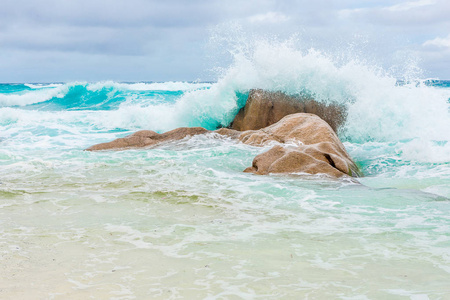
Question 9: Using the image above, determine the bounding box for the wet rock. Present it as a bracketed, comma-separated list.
[241, 113, 360, 177]
[231, 89, 346, 133]
[86, 127, 242, 151]
[214, 128, 241, 139]
[244, 145, 346, 177]
[86, 106, 360, 178]
[86, 127, 209, 151]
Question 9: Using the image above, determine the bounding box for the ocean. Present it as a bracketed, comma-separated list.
[1, 45, 450, 299]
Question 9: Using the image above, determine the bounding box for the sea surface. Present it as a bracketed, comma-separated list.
[1, 45, 450, 299]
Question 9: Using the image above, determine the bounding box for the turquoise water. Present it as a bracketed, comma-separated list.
[1, 45, 450, 299]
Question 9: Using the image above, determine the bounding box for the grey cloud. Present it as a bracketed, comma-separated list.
[339, 0, 450, 28]
[0, 0, 276, 28]
[0, 23, 167, 55]
[1, 0, 449, 82]
[0, 0, 279, 55]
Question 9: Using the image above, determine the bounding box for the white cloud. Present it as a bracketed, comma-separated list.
[420, 35, 450, 78]
[340, 0, 437, 15]
[337, 8, 362, 19]
[248, 12, 290, 24]
[385, 0, 435, 12]
[423, 35, 450, 49]
[338, 0, 450, 26]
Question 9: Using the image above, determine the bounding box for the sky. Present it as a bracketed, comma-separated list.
[1, 0, 449, 82]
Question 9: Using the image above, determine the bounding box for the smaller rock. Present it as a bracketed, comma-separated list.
[214, 128, 241, 139]
[86, 127, 209, 151]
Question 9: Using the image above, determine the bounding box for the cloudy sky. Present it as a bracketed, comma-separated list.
[1, 0, 449, 82]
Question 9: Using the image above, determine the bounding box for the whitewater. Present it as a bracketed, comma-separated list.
[1, 42, 450, 299]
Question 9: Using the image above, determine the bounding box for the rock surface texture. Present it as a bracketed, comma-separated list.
[231, 89, 346, 133]
[240, 113, 360, 177]
[85, 127, 209, 151]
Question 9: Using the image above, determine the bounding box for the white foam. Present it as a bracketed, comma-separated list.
[1, 81, 212, 109]
[399, 139, 450, 163]
[165, 36, 450, 164]
[0, 85, 69, 106]
[114, 36, 449, 157]
[422, 185, 450, 198]
[384, 289, 430, 300]
[24, 83, 63, 89]
[86, 81, 212, 92]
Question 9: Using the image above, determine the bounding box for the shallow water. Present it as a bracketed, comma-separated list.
[1, 46, 450, 299]
[1, 133, 449, 299]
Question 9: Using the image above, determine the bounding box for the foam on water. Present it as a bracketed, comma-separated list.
[1, 35, 450, 298]
[1, 40, 450, 194]
[1, 134, 448, 298]
[88, 81, 212, 91]
[0, 81, 212, 109]
[2, 43, 449, 153]
[24, 83, 64, 89]
[0, 84, 69, 106]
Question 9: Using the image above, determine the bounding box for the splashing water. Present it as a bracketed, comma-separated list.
[1, 37, 450, 299]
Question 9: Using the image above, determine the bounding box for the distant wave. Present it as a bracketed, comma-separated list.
[0, 81, 213, 108]
[0, 85, 69, 106]
[86, 81, 212, 91]
[24, 83, 64, 89]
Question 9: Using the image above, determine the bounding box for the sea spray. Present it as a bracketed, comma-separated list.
[2, 38, 449, 145]
[1, 34, 450, 298]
